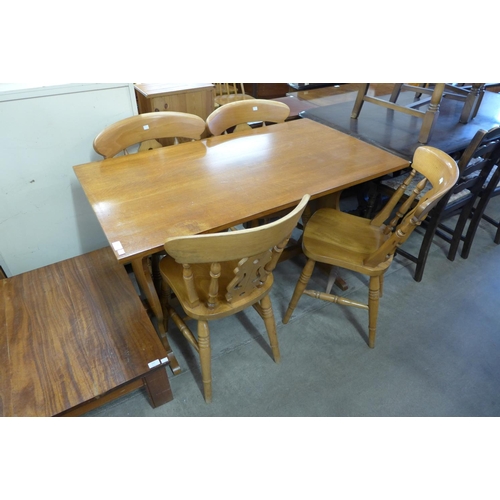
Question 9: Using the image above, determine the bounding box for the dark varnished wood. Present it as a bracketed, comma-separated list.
[0, 248, 173, 417]
[302, 90, 500, 160]
[74, 118, 409, 264]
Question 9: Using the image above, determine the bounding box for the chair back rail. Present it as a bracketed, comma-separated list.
[365, 147, 458, 267]
[93, 111, 206, 158]
[164, 195, 310, 309]
[206, 99, 290, 136]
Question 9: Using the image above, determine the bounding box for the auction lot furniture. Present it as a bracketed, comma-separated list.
[93, 111, 206, 156]
[351, 83, 485, 144]
[134, 83, 214, 139]
[74, 119, 409, 371]
[0, 248, 173, 417]
[283, 147, 459, 348]
[302, 87, 500, 161]
[160, 196, 309, 402]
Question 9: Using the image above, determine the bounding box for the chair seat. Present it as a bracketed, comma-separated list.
[482, 163, 500, 188]
[303, 208, 392, 274]
[160, 256, 274, 320]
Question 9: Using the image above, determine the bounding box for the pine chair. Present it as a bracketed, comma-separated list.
[283, 147, 458, 348]
[93, 111, 206, 158]
[387, 126, 500, 281]
[206, 99, 290, 136]
[213, 83, 255, 108]
[159, 195, 310, 402]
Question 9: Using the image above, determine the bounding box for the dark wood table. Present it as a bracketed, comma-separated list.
[0, 248, 173, 417]
[302, 90, 500, 160]
[74, 118, 410, 373]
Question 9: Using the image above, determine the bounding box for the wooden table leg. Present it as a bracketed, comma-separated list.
[459, 83, 485, 123]
[131, 257, 181, 375]
[418, 83, 445, 143]
[351, 83, 370, 119]
[143, 367, 174, 407]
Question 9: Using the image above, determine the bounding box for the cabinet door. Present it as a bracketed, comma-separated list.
[150, 88, 215, 119]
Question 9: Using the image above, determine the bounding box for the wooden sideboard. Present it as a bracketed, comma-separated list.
[135, 83, 215, 119]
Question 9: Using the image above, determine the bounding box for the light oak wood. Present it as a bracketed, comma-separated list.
[283, 146, 459, 348]
[76, 120, 409, 264]
[160, 195, 309, 402]
[0, 248, 173, 417]
[214, 83, 255, 108]
[206, 99, 290, 136]
[135, 83, 215, 121]
[74, 119, 409, 365]
[93, 111, 206, 158]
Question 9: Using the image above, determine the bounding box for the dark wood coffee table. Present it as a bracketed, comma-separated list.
[0, 248, 173, 417]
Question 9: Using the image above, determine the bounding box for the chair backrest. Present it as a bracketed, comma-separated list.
[460, 126, 500, 197]
[164, 195, 310, 307]
[365, 146, 459, 267]
[444, 125, 500, 204]
[93, 111, 207, 158]
[206, 99, 290, 136]
[214, 83, 247, 98]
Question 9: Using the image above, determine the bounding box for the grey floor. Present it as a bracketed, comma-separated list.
[86, 195, 500, 417]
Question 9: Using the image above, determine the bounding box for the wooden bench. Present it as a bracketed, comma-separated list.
[0, 247, 173, 417]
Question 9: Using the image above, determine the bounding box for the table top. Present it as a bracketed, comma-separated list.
[302, 90, 500, 160]
[0, 248, 168, 417]
[74, 118, 409, 263]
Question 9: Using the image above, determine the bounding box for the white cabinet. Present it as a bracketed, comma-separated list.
[0, 83, 138, 276]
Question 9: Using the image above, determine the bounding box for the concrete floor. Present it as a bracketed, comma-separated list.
[86, 193, 500, 417]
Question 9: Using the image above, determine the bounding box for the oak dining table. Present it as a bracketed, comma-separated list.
[74, 118, 409, 374]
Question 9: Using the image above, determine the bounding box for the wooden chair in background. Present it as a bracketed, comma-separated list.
[159, 195, 310, 402]
[460, 130, 500, 258]
[206, 98, 290, 136]
[283, 147, 458, 348]
[213, 83, 255, 108]
[93, 111, 207, 158]
[385, 126, 500, 281]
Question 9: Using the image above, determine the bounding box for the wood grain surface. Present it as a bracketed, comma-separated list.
[0, 248, 169, 417]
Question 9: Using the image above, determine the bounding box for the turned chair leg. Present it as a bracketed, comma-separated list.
[197, 320, 212, 403]
[260, 294, 281, 363]
[368, 276, 380, 348]
[283, 258, 316, 324]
